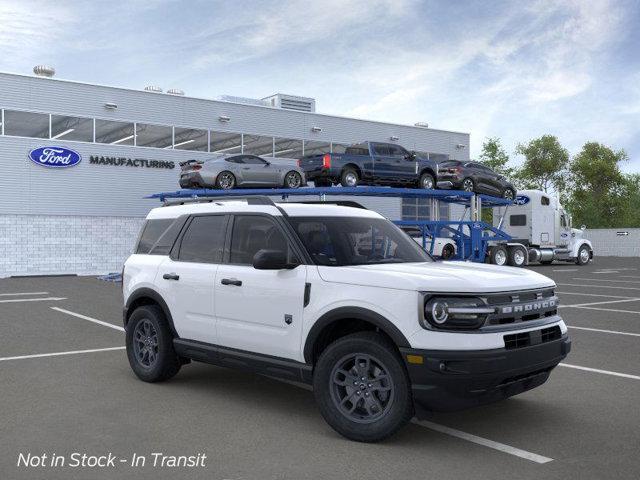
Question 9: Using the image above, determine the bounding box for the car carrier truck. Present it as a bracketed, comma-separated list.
[491, 189, 593, 266]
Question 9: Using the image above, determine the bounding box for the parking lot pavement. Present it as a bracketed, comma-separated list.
[1, 256, 640, 479]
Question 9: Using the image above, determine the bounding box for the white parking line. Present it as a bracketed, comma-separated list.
[272, 377, 553, 463]
[0, 297, 66, 303]
[552, 268, 578, 272]
[566, 305, 640, 315]
[51, 307, 125, 332]
[568, 326, 640, 337]
[0, 291, 49, 296]
[559, 298, 640, 308]
[0, 346, 125, 363]
[560, 363, 640, 381]
[557, 283, 640, 291]
[412, 420, 553, 464]
[557, 291, 637, 299]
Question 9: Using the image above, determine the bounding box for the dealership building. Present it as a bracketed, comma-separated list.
[0, 68, 470, 276]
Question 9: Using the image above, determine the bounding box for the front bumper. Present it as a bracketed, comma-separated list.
[436, 176, 462, 190]
[401, 334, 571, 414]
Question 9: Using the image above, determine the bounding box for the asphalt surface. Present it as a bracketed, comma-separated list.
[1, 257, 639, 480]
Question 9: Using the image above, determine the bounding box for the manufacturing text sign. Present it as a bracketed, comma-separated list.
[28, 146, 82, 168]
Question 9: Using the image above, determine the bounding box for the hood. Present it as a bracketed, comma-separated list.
[317, 261, 555, 293]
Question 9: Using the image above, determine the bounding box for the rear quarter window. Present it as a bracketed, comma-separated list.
[136, 219, 174, 254]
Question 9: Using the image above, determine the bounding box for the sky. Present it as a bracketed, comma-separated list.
[1, 0, 639, 171]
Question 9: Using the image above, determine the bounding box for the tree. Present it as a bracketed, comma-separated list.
[566, 142, 628, 228]
[515, 135, 569, 194]
[479, 137, 514, 177]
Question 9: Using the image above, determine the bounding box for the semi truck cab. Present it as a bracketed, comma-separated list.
[494, 189, 593, 265]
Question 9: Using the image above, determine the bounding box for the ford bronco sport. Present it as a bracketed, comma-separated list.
[123, 196, 570, 442]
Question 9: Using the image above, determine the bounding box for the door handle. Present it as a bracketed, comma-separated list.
[242, 167, 251, 170]
[221, 278, 242, 286]
[163, 273, 180, 281]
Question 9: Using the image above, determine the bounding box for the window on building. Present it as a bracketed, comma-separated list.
[510, 214, 527, 226]
[135, 123, 173, 148]
[50, 115, 93, 142]
[173, 127, 208, 151]
[331, 143, 349, 154]
[229, 215, 290, 265]
[243, 135, 274, 156]
[273, 137, 303, 159]
[178, 215, 227, 263]
[303, 140, 331, 156]
[3, 110, 49, 138]
[95, 119, 135, 145]
[210, 131, 242, 154]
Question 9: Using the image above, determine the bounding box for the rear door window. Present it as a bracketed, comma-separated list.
[177, 215, 228, 263]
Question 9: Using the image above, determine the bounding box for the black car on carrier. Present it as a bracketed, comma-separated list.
[436, 160, 516, 199]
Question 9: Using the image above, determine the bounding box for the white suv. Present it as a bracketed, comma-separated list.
[123, 196, 570, 442]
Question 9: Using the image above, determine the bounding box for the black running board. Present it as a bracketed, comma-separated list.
[173, 338, 313, 384]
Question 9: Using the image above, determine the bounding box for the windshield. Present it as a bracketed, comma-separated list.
[288, 216, 433, 266]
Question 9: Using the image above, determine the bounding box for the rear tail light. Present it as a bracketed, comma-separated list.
[322, 153, 331, 169]
[297, 159, 302, 167]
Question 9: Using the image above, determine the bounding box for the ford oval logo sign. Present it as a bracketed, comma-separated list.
[28, 146, 82, 168]
[514, 195, 530, 205]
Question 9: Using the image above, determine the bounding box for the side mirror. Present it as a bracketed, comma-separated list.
[581, 225, 586, 231]
[252, 249, 295, 270]
[404, 152, 416, 160]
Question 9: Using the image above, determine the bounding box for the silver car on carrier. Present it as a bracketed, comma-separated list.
[179, 154, 306, 190]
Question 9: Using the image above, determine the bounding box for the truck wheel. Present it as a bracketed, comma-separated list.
[126, 305, 181, 383]
[441, 243, 455, 259]
[313, 332, 413, 442]
[418, 172, 435, 189]
[341, 168, 359, 187]
[490, 245, 508, 266]
[576, 245, 591, 265]
[507, 246, 526, 267]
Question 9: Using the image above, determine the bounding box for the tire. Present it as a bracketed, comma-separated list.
[507, 246, 526, 267]
[215, 171, 236, 190]
[313, 332, 413, 442]
[502, 188, 516, 200]
[340, 168, 359, 187]
[576, 245, 591, 265]
[441, 243, 455, 260]
[490, 245, 508, 266]
[418, 172, 435, 190]
[314, 178, 332, 187]
[126, 305, 181, 383]
[284, 171, 303, 189]
[461, 178, 475, 192]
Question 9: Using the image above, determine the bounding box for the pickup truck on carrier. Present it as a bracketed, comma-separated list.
[298, 141, 439, 189]
[123, 196, 571, 442]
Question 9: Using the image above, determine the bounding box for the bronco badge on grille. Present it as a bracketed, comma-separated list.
[501, 299, 556, 314]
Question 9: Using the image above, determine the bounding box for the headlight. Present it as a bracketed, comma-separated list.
[422, 297, 494, 330]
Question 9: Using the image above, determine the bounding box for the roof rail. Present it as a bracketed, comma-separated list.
[161, 195, 276, 207]
[292, 200, 368, 210]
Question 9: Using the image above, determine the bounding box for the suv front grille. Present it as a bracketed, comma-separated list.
[504, 325, 562, 350]
[484, 289, 558, 326]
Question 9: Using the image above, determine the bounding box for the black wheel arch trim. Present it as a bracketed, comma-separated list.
[124, 287, 178, 337]
[303, 307, 411, 363]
